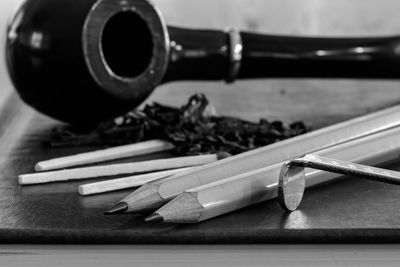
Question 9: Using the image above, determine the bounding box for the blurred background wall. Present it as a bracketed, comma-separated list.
[154, 0, 400, 36]
[2, 0, 400, 123]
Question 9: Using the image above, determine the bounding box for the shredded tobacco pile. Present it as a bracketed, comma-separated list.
[50, 94, 311, 155]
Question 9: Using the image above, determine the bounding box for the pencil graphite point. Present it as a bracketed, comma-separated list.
[153, 192, 205, 223]
[145, 213, 163, 222]
[104, 202, 128, 215]
[121, 183, 165, 213]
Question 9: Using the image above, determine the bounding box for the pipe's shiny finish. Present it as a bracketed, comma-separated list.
[6, 0, 124, 124]
[6, 0, 400, 124]
[238, 33, 400, 79]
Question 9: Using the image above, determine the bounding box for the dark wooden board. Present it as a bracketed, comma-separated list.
[2, 92, 400, 244]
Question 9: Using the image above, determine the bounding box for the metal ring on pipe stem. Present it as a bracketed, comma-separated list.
[225, 28, 243, 83]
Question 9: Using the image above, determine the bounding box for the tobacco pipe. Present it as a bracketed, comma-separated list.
[7, 0, 400, 124]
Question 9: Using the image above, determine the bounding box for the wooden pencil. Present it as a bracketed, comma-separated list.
[78, 167, 192, 196]
[105, 105, 400, 214]
[19, 154, 223, 185]
[35, 139, 174, 171]
[146, 125, 400, 223]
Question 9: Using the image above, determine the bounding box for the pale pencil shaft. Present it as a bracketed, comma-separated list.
[19, 154, 218, 185]
[35, 140, 174, 171]
[123, 105, 400, 212]
[155, 126, 400, 223]
[79, 167, 192, 196]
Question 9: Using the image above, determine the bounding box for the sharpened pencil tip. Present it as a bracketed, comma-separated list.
[145, 213, 163, 222]
[104, 202, 128, 215]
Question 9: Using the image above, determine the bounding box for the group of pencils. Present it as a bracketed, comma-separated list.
[20, 105, 400, 223]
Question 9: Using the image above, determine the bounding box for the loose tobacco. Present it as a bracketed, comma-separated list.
[50, 94, 311, 155]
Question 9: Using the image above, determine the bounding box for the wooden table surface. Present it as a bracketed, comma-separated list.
[2, 79, 400, 244]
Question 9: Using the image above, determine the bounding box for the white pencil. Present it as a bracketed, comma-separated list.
[78, 167, 193, 196]
[20, 154, 226, 185]
[35, 139, 175, 171]
[147, 125, 400, 223]
[106, 104, 400, 214]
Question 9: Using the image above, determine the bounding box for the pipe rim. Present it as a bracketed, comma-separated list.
[82, 0, 169, 101]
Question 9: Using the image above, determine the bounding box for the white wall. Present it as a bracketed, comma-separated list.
[149, 0, 400, 123]
[154, 0, 400, 36]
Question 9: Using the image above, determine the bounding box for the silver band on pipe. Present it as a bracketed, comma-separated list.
[225, 28, 243, 83]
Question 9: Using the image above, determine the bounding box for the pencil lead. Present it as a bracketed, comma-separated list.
[104, 202, 128, 215]
[153, 192, 204, 223]
[145, 213, 163, 222]
[120, 183, 165, 213]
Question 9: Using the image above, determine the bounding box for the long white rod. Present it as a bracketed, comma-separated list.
[20, 154, 219, 185]
[179, 126, 400, 222]
[157, 105, 400, 200]
[35, 140, 174, 171]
